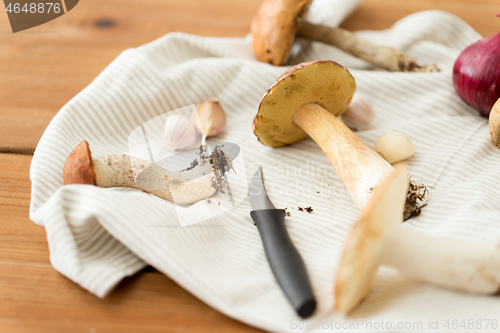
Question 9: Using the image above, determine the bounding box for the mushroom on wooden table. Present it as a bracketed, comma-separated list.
[336, 164, 500, 312]
[63, 140, 230, 204]
[252, 60, 424, 217]
[251, 0, 439, 72]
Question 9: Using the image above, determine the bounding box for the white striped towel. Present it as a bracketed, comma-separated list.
[30, 1, 500, 332]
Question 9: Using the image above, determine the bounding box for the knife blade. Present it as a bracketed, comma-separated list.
[249, 167, 316, 318]
[249, 167, 275, 210]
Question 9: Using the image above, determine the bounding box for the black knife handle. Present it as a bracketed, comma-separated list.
[250, 209, 316, 318]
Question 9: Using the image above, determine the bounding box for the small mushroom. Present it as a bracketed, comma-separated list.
[251, 0, 438, 72]
[254, 60, 405, 210]
[63, 140, 217, 204]
[335, 164, 500, 312]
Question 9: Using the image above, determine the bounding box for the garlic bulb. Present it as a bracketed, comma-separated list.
[164, 114, 199, 151]
[340, 92, 375, 131]
[375, 131, 415, 164]
[192, 99, 227, 138]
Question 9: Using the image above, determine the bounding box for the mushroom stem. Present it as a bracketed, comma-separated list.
[63, 141, 218, 204]
[292, 103, 393, 208]
[334, 164, 500, 313]
[93, 155, 216, 204]
[380, 227, 500, 293]
[296, 22, 439, 73]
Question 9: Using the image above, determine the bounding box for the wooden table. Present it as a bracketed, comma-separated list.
[0, 1, 497, 332]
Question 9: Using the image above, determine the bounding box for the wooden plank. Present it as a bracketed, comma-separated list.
[0, 153, 263, 333]
[1, 1, 498, 331]
[0, 0, 497, 154]
[0, 0, 261, 154]
[341, 0, 500, 37]
[0, 264, 264, 333]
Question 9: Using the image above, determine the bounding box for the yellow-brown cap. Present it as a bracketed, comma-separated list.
[253, 60, 356, 147]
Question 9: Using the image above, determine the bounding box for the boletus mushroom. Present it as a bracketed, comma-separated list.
[253, 60, 424, 216]
[63, 140, 224, 204]
[251, 0, 439, 72]
[336, 164, 500, 312]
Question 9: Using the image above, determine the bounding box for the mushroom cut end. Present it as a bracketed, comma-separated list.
[334, 164, 409, 313]
[63, 140, 96, 185]
[253, 60, 356, 147]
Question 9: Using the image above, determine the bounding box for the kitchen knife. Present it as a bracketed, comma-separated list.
[249, 167, 316, 318]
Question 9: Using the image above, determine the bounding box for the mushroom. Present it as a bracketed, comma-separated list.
[253, 60, 424, 215]
[63, 140, 220, 204]
[335, 164, 500, 312]
[251, 0, 439, 72]
[490, 98, 500, 149]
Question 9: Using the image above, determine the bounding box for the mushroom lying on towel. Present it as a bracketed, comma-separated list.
[335, 164, 500, 312]
[253, 60, 425, 216]
[251, 0, 438, 72]
[63, 140, 221, 204]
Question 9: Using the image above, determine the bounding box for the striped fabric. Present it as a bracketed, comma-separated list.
[30, 3, 500, 332]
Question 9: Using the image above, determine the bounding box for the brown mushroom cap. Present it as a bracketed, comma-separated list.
[253, 60, 356, 147]
[334, 164, 409, 313]
[251, 0, 312, 66]
[63, 140, 96, 185]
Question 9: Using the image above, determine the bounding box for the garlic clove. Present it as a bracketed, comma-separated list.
[489, 98, 500, 149]
[164, 114, 199, 151]
[192, 99, 227, 138]
[340, 91, 375, 131]
[375, 131, 415, 164]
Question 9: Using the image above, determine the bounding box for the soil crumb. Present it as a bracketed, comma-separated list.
[404, 180, 428, 221]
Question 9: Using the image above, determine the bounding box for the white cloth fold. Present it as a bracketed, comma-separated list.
[30, 1, 500, 332]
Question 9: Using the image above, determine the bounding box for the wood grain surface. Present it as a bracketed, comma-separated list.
[1, 0, 499, 154]
[0, 0, 498, 332]
[0, 153, 263, 333]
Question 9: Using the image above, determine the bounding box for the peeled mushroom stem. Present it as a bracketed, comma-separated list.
[63, 140, 218, 204]
[335, 165, 500, 313]
[253, 60, 426, 216]
[292, 103, 391, 208]
[381, 226, 500, 294]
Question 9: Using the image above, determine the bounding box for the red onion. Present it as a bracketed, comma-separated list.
[453, 28, 500, 117]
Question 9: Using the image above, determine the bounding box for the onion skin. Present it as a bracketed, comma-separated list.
[453, 32, 500, 117]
